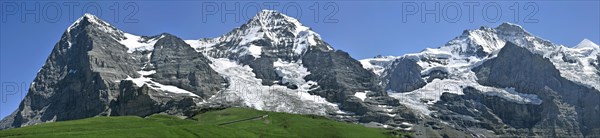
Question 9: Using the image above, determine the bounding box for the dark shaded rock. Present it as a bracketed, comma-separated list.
[110, 81, 161, 116]
[149, 34, 226, 99]
[495, 22, 529, 36]
[594, 55, 600, 75]
[242, 57, 280, 85]
[385, 58, 426, 92]
[302, 49, 384, 102]
[433, 87, 543, 133]
[423, 70, 449, 82]
[562, 55, 577, 63]
[471, 42, 600, 137]
[110, 80, 197, 117]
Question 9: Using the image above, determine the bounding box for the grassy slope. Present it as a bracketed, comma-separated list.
[0, 108, 407, 138]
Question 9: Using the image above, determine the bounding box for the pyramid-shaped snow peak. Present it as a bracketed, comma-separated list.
[574, 39, 600, 49]
[67, 13, 122, 34]
[188, 10, 332, 59]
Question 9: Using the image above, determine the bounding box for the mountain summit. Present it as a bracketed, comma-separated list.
[574, 38, 600, 49]
[190, 10, 331, 61]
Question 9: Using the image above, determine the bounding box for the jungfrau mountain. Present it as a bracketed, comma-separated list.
[1, 10, 599, 137]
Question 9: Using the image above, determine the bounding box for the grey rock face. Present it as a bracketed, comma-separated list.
[384, 58, 426, 92]
[242, 57, 281, 86]
[300, 48, 419, 128]
[302, 50, 382, 100]
[149, 34, 226, 99]
[471, 42, 600, 137]
[109, 80, 198, 117]
[432, 87, 546, 137]
[423, 70, 448, 83]
[2, 16, 137, 128]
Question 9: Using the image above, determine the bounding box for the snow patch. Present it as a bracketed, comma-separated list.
[421, 48, 453, 59]
[354, 91, 367, 101]
[247, 45, 262, 58]
[359, 56, 400, 76]
[389, 79, 463, 115]
[118, 33, 163, 53]
[273, 59, 311, 86]
[125, 70, 199, 97]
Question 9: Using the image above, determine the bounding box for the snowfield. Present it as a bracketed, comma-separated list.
[205, 57, 342, 115]
[359, 56, 400, 76]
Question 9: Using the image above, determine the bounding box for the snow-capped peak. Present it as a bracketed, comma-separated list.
[246, 10, 315, 41]
[254, 10, 287, 20]
[495, 22, 529, 35]
[187, 10, 331, 59]
[68, 13, 121, 34]
[65, 13, 163, 53]
[574, 38, 599, 50]
[251, 10, 309, 33]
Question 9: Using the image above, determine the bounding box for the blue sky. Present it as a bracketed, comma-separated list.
[0, 1, 598, 118]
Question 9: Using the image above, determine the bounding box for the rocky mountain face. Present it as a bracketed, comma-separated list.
[470, 42, 600, 137]
[0, 14, 225, 128]
[384, 58, 426, 92]
[362, 23, 600, 137]
[186, 10, 415, 128]
[1, 10, 599, 137]
[148, 34, 226, 98]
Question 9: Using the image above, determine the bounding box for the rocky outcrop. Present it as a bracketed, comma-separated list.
[432, 87, 545, 137]
[149, 34, 226, 98]
[303, 49, 383, 102]
[384, 58, 426, 92]
[300, 48, 420, 129]
[109, 80, 198, 117]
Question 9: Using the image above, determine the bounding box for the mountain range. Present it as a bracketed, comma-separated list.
[1, 10, 599, 137]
